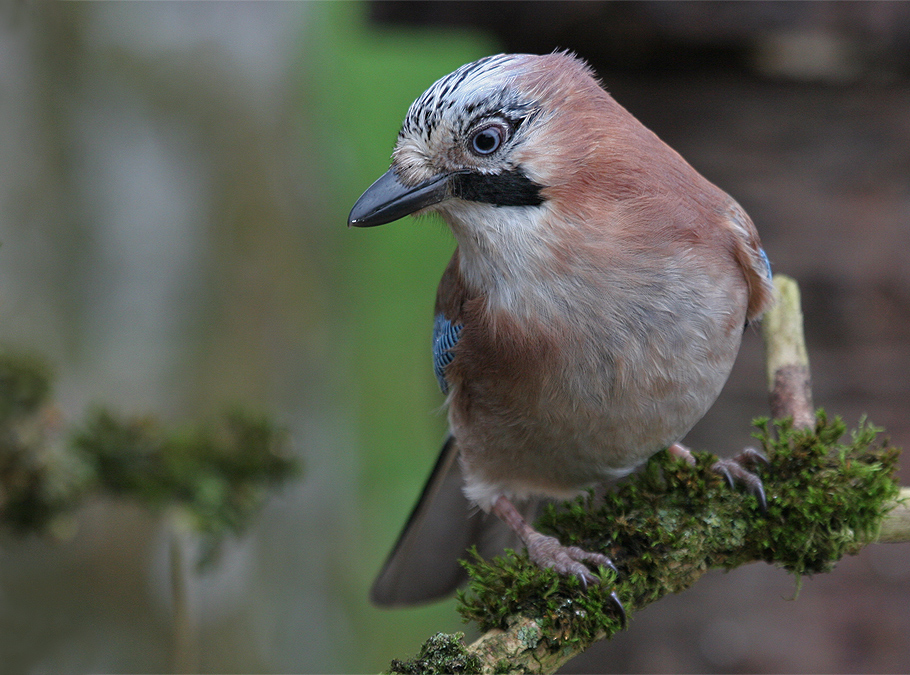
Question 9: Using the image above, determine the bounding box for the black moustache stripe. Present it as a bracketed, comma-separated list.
[449, 170, 545, 207]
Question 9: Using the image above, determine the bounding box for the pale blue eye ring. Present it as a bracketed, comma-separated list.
[470, 125, 504, 155]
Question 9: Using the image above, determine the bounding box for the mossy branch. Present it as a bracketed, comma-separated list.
[387, 275, 906, 674]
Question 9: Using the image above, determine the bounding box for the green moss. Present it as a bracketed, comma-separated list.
[456, 411, 900, 656]
[388, 632, 482, 674]
[0, 352, 67, 532]
[456, 549, 623, 649]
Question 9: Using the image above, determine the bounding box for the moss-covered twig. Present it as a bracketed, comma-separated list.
[0, 350, 301, 673]
[0, 351, 300, 566]
[387, 275, 905, 674]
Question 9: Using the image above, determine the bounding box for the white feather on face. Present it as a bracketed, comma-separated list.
[390, 53, 592, 311]
[392, 54, 545, 186]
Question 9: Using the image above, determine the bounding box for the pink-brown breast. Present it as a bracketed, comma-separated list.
[431, 54, 773, 509]
[436, 221, 754, 509]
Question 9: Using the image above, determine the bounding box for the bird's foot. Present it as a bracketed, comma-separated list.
[525, 530, 615, 584]
[669, 443, 768, 511]
[492, 495, 625, 624]
[526, 531, 626, 625]
[711, 447, 769, 511]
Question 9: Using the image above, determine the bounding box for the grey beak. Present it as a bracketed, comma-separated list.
[348, 169, 451, 228]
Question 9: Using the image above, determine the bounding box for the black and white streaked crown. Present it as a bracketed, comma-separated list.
[399, 54, 538, 142]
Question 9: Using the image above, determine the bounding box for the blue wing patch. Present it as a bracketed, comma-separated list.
[759, 247, 772, 280]
[433, 314, 463, 394]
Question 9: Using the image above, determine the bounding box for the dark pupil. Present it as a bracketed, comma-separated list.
[473, 129, 499, 154]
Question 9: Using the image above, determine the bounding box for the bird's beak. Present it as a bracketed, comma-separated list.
[348, 168, 451, 228]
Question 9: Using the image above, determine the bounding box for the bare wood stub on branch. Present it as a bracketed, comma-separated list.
[877, 487, 910, 544]
[762, 275, 814, 429]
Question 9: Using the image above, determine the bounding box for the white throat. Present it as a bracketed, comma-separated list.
[438, 199, 565, 318]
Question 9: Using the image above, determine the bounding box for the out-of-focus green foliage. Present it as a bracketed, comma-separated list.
[0, 352, 51, 424]
[0, 352, 68, 533]
[73, 409, 299, 566]
[0, 350, 299, 567]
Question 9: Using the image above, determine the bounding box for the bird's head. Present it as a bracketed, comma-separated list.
[348, 52, 630, 233]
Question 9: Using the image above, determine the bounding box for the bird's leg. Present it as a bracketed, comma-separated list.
[669, 442, 768, 511]
[493, 495, 615, 579]
[667, 442, 697, 467]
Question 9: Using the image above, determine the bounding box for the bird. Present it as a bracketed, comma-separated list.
[349, 52, 774, 608]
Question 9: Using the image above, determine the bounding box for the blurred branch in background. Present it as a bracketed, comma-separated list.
[2, 2, 345, 670]
[0, 350, 300, 673]
[368, 1, 910, 83]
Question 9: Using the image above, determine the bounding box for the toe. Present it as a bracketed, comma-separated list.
[711, 453, 768, 512]
[740, 446, 770, 467]
[668, 442, 697, 467]
[564, 545, 617, 575]
[527, 534, 618, 582]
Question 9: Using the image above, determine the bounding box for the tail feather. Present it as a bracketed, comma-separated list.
[371, 435, 532, 606]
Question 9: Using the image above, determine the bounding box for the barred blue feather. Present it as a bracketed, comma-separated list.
[433, 314, 463, 394]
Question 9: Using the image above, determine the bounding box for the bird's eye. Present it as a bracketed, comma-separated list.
[469, 125, 505, 156]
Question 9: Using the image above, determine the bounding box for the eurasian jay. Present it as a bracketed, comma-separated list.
[349, 52, 774, 608]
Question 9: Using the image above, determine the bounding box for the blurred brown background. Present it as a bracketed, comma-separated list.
[0, 1, 908, 673]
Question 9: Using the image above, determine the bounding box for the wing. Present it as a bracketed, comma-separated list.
[724, 199, 775, 323]
[432, 248, 470, 393]
[433, 314, 463, 393]
[372, 249, 534, 606]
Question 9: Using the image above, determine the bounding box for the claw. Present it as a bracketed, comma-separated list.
[752, 481, 768, 512]
[716, 464, 736, 491]
[596, 554, 619, 577]
[609, 590, 627, 628]
[738, 446, 769, 467]
[711, 448, 769, 512]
